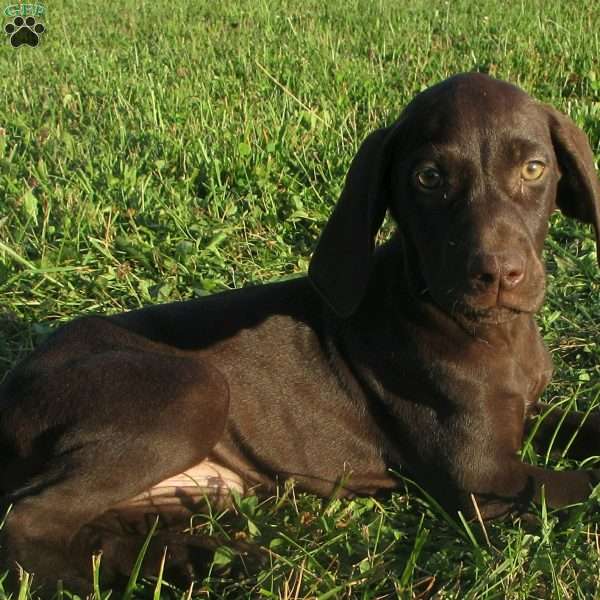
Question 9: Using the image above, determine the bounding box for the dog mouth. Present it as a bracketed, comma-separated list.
[425, 288, 541, 325]
[448, 300, 529, 324]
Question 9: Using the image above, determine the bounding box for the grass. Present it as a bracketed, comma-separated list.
[0, 0, 599, 597]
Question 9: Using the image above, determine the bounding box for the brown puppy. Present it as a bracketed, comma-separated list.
[0, 73, 599, 594]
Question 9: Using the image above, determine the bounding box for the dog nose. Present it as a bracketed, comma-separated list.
[468, 253, 525, 291]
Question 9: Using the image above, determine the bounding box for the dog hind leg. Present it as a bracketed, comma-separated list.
[0, 342, 229, 595]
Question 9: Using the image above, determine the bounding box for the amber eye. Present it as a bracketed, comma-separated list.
[414, 166, 443, 190]
[521, 160, 545, 181]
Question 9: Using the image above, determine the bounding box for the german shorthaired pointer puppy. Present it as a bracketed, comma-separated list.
[1, 72, 599, 594]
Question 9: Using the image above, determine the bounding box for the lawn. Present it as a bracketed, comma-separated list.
[0, 0, 599, 597]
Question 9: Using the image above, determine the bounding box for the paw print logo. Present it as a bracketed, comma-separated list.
[5, 16, 45, 47]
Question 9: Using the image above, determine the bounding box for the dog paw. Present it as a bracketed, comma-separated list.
[4, 16, 45, 47]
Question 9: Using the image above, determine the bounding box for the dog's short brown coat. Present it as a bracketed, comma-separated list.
[1, 73, 599, 593]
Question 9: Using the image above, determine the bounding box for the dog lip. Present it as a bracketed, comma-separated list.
[451, 303, 527, 326]
[496, 302, 535, 314]
[462, 302, 525, 317]
[448, 287, 543, 316]
[429, 290, 537, 325]
[460, 299, 536, 317]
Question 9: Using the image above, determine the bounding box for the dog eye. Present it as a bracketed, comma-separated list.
[414, 166, 443, 190]
[521, 160, 545, 181]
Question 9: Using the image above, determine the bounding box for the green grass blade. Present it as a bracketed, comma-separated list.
[122, 516, 159, 600]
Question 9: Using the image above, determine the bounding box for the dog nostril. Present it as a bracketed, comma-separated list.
[502, 268, 525, 289]
[468, 254, 501, 289]
[476, 272, 496, 285]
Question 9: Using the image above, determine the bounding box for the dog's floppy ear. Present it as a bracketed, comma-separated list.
[545, 106, 600, 265]
[308, 124, 401, 317]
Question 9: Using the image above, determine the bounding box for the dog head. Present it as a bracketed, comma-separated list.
[309, 73, 600, 323]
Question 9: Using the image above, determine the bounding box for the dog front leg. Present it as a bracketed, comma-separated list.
[469, 458, 600, 519]
[526, 402, 600, 460]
